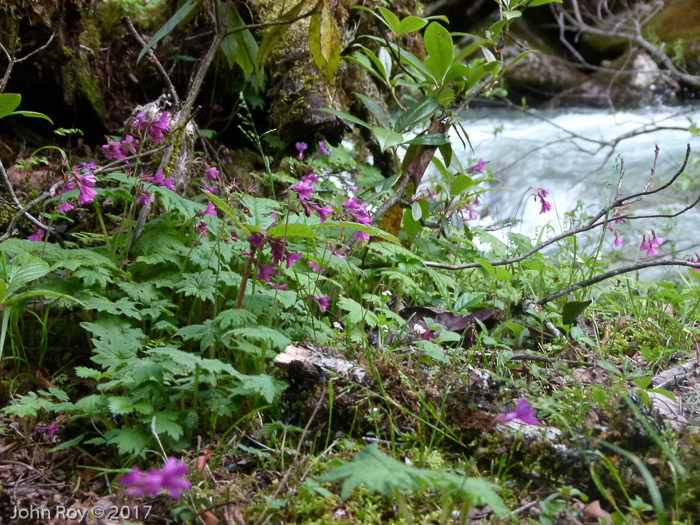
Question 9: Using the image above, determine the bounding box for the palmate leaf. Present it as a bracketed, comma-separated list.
[105, 428, 151, 457]
[318, 443, 433, 499]
[318, 444, 508, 515]
[175, 270, 217, 303]
[82, 296, 141, 320]
[240, 195, 279, 230]
[231, 374, 288, 404]
[82, 316, 146, 351]
[229, 326, 291, 350]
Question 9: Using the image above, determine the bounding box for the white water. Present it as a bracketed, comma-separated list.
[453, 106, 700, 266]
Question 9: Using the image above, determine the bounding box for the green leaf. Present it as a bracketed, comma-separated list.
[223, 7, 259, 77]
[501, 49, 535, 77]
[337, 297, 378, 327]
[376, 7, 400, 33]
[319, 107, 371, 129]
[230, 326, 291, 350]
[404, 133, 449, 146]
[372, 127, 404, 151]
[241, 195, 280, 230]
[312, 221, 399, 244]
[232, 374, 288, 403]
[220, 31, 239, 69]
[423, 22, 454, 82]
[176, 270, 217, 303]
[475, 257, 496, 281]
[4, 258, 50, 297]
[309, 4, 341, 81]
[105, 428, 151, 456]
[402, 207, 421, 239]
[398, 16, 427, 35]
[411, 201, 422, 221]
[561, 300, 592, 326]
[503, 9, 522, 20]
[318, 443, 434, 499]
[0, 93, 21, 118]
[267, 222, 317, 240]
[394, 96, 439, 132]
[10, 110, 53, 124]
[137, 0, 199, 64]
[450, 174, 475, 197]
[108, 396, 136, 415]
[528, 0, 562, 5]
[356, 93, 391, 129]
[257, 0, 306, 67]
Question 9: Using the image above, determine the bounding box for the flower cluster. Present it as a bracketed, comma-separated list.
[342, 197, 372, 241]
[132, 111, 171, 145]
[102, 136, 139, 162]
[606, 206, 629, 248]
[28, 218, 53, 242]
[494, 399, 538, 426]
[247, 232, 303, 284]
[311, 294, 331, 311]
[145, 168, 176, 192]
[119, 457, 190, 499]
[640, 229, 663, 257]
[467, 158, 487, 174]
[535, 187, 552, 214]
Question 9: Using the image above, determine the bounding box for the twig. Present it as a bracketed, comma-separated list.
[509, 352, 594, 367]
[0, 159, 65, 248]
[224, 9, 321, 37]
[538, 259, 700, 305]
[123, 17, 180, 103]
[0, 181, 63, 243]
[0, 34, 55, 93]
[652, 359, 698, 390]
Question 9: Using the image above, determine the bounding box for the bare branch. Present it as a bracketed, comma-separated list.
[123, 17, 180, 104]
[0, 34, 55, 93]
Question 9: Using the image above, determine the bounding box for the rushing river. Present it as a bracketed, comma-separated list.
[454, 106, 700, 270]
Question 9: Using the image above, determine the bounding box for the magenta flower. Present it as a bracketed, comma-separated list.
[356, 231, 370, 242]
[494, 399, 538, 426]
[35, 422, 59, 436]
[463, 203, 478, 221]
[318, 141, 329, 155]
[311, 294, 330, 312]
[467, 158, 487, 174]
[311, 203, 334, 223]
[28, 227, 45, 242]
[271, 283, 287, 290]
[309, 261, 319, 273]
[270, 240, 285, 265]
[204, 165, 219, 181]
[74, 173, 97, 205]
[302, 171, 320, 185]
[195, 220, 208, 237]
[149, 111, 171, 144]
[257, 263, 276, 283]
[613, 230, 623, 247]
[247, 232, 266, 249]
[136, 184, 153, 206]
[342, 197, 371, 225]
[196, 201, 217, 218]
[640, 230, 663, 257]
[296, 142, 308, 160]
[58, 200, 75, 213]
[285, 251, 302, 269]
[333, 251, 346, 259]
[201, 181, 218, 193]
[119, 457, 190, 499]
[535, 187, 552, 214]
[691, 253, 700, 274]
[146, 169, 176, 191]
[102, 139, 126, 161]
[290, 180, 314, 201]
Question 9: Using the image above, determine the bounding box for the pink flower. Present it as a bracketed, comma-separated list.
[35, 422, 60, 436]
[121, 135, 139, 155]
[691, 253, 700, 274]
[333, 251, 346, 259]
[28, 228, 45, 242]
[494, 399, 538, 426]
[467, 158, 487, 174]
[342, 197, 371, 225]
[311, 203, 334, 223]
[196, 201, 217, 218]
[463, 203, 478, 221]
[309, 261, 319, 273]
[149, 111, 171, 144]
[296, 142, 307, 160]
[270, 240, 285, 265]
[640, 230, 663, 257]
[119, 457, 190, 499]
[311, 294, 330, 311]
[285, 251, 302, 269]
[73, 173, 97, 206]
[356, 231, 370, 242]
[204, 164, 219, 181]
[613, 230, 623, 247]
[318, 141, 329, 155]
[195, 220, 208, 237]
[201, 181, 218, 193]
[290, 180, 314, 201]
[136, 184, 153, 206]
[58, 200, 75, 213]
[146, 169, 176, 191]
[257, 263, 276, 282]
[102, 139, 126, 161]
[302, 171, 319, 185]
[535, 187, 552, 214]
[247, 232, 266, 249]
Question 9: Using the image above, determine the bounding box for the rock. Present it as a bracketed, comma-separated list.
[547, 48, 680, 107]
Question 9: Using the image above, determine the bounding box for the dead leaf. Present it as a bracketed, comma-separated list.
[583, 500, 611, 522]
[200, 504, 219, 525]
